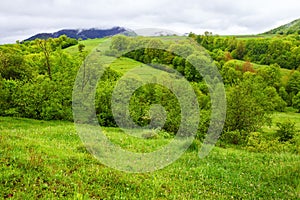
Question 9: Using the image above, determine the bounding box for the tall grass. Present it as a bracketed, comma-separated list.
[1, 117, 299, 199]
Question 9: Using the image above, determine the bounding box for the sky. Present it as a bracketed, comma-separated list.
[0, 0, 300, 44]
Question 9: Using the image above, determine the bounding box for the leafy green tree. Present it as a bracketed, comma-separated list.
[221, 61, 242, 85]
[225, 74, 274, 133]
[257, 64, 281, 88]
[110, 35, 131, 52]
[145, 39, 165, 63]
[267, 38, 293, 69]
[244, 39, 269, 62]
[185, 54, 205, 82]
[292, 92, 300, 112]
[225, 85, 267, 133]
[78, 44, 85, 52]
[0, 48, 29, 80]
[37, 39, 54, 80]
[263, 86, 287, 112]
[276, 121, 297, 142]
[231, 41, 246, 60]
[0, 77, 18, 116]
[291, 46, 300, 69]
[286, 71, 300, 94]
[172, 56, 185, 69]
[168, 43, 194, 58]
[211, 49, 225, 62]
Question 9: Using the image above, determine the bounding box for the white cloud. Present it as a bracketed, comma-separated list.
[0, 0, 300, 43]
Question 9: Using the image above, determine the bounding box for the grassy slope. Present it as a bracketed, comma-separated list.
[64, 38, 155, 74]
[264, 19, 300, 35]
[0, 117, 299, 199]
[1, 37, 298, 198]
[265, 110, 300, 132]
[219, 34, 275, 40]
[65, 38, 105, 54]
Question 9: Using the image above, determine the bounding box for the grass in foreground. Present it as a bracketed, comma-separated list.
[0, 117, 299, 199]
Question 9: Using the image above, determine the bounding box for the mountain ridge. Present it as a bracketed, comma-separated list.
[23, 27, 136, 41]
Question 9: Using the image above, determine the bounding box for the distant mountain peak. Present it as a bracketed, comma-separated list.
[24, 27, 136, 41]
[134, 28, 181, 36]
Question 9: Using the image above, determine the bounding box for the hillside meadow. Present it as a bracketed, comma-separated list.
[0, 32, 300, 199]
[0, 116, 299, 199]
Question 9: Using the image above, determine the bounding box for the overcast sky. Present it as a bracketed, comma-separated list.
[1, 0, 300, 44]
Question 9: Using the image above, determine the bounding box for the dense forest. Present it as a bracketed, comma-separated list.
[0, 33, 300, 154]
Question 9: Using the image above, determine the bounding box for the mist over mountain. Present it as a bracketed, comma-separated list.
[21, 17, 300, 43]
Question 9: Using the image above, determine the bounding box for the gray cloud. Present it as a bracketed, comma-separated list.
[0, 0, 300, 43]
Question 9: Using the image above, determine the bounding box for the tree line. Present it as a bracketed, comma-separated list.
[189, 32, 300, 70]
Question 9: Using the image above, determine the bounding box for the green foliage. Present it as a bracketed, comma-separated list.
[196, 110, 211, 140]
[263, 86, 287, 112]
[191, 33, 300, 69]
[0, 78, 18, 116]
[184, 53, 205, 82]
[95, 69, 121, 127]
[168, 43, 194, 58]
[0, 47, 30, 80]
[129, 83, 181, 134]
[293, 92, 300, 112]
[110, 35, 131, 52]
[78, 44, 85, 52]
[231, 41, 246, 60]
[264, 18, 300, 35]
[221, 61, 242, 85]
[276, 121, 297, 142]
[221, 130, 246, 145]
[287, 71, 300, 94]
[256, 64, 281, 88]
[225, 76, 271, 133]
[11, 75, 73, 120]
[0, 37, 81, 121]
[279, 86, 289, 102]
[246, 132, 295, 153]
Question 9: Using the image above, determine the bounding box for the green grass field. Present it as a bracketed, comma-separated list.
[1, 116, 299, 199]
[266, 110, 300, 131]
[65, 38, 105, 54]
[219, 34, 276, 40]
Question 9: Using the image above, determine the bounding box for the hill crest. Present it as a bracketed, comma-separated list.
[24, 27, 136, 41]
[264, 18, 300, 35]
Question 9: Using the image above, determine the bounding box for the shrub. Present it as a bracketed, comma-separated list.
[221, 131, 246, 145]
[196, 110, 211, 141]
[276, 121, 297, 142]
[142, 130, 158, 139]
[292, 92, 300, 113]
[246, 132, 294, 153]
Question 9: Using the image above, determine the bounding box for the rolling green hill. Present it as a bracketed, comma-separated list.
[1, 26, 300, 199]
[264, 18, 300, 35]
